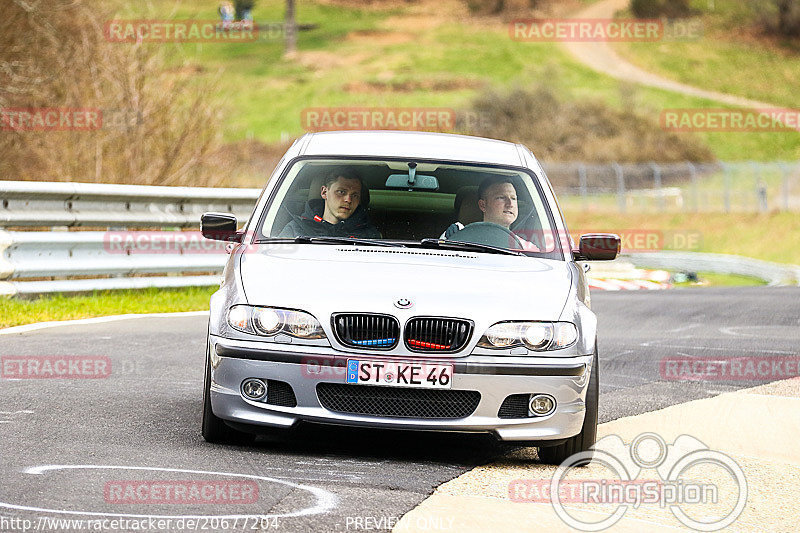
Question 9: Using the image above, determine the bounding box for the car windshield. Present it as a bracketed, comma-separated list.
[256, 158, 563, 259]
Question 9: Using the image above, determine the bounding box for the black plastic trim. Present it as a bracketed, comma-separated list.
[215, 343, 587, 377]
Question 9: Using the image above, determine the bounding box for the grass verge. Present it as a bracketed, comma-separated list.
[614, 1, 800, 109]
[671, 272, 767, 288]
[112, 0, 799, 166]
[563, 210, 800, 265]
[0, 286, 216, 329]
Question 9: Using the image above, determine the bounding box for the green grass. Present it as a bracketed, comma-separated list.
[111, 0, 799, 162]
[0, 286, 216, 329]
[671, 272, 767, 288]
[614, 1, 800, 109]
[563, 210, 800, 264]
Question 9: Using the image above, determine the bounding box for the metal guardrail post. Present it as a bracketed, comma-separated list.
[751, 161, 768, 213]
[721, 162, 732, 213]
[779, 162, 790, 212]
[650, 162, 664, 212]
[578, 164, 587, 208]
[613, 162, 625, 214]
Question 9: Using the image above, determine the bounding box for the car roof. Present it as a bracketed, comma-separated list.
[298, 131, 528, 166]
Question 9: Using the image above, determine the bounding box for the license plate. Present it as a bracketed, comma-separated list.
[346, 359, 453, 389]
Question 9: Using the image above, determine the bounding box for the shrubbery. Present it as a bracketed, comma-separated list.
[0, 0, 223, 185]
[465, 0, 537, 15]
[460, 86, 715, 163]
[760, 0, 800, 37]
[630, 0, 692, 18]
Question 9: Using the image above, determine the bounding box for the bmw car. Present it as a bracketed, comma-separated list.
[200, 130, 619, 464]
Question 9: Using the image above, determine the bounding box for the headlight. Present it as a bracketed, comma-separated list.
[227, 305, 326, 339]
[253, 308, 281, 334]
[478, 322, 577, 351]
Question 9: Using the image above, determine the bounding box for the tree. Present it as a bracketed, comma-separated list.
[776, 0, 800, 36]
[285, 0, 297, 57]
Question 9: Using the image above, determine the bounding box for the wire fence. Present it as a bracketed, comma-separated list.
[543, 161, 800, 213]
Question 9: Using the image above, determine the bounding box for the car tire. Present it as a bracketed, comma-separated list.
[202, 341, 254, 444]
[537, 346, 598, 466]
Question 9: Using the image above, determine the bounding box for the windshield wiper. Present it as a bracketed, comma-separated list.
[417, 238, 523, 256]
[256, 236, 404, 247]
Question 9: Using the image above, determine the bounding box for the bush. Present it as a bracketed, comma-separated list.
[758, 0, 800, 37]
[0, 0, 224, 186]
[465, 0, 537, 15]
[459, 86, 715, 163]
[630, 0, 692, 18]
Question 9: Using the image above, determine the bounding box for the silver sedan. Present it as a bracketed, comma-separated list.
[200, 130, 619, 464]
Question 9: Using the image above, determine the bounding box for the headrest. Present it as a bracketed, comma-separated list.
[454, 186, 482, 225]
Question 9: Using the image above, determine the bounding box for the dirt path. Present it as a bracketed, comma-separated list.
[562, 0, 777, 109]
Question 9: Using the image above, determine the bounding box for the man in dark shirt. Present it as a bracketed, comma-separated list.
[278, 169, 381, 238]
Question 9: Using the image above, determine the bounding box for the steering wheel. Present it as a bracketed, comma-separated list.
[448, 222, 524, 250]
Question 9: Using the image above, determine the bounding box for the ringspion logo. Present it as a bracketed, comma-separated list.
[523, 433, 747, 531]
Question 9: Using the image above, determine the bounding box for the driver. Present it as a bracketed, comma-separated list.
[441, 177, 540, 251]
[278, 168, 381, 238]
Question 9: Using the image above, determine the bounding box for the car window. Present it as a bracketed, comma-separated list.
[258, 158, 561, 259]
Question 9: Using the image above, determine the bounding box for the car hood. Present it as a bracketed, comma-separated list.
[238, 244, 572, 322]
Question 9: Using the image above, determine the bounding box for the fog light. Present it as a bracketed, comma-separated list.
[241, 378, 267, 401]
[528, 394, 555, 416]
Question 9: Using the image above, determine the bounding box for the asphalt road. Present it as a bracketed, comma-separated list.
[0, 287, 797, 532]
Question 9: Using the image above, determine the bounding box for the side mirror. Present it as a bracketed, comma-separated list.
[201, 212, 242, 242]
[574, 233, 620, 261]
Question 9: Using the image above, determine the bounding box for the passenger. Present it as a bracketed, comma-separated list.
[278, 169, 381, 238]
[442, 176, 540, 251]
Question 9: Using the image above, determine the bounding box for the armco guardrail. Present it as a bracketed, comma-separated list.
[0, 229, 234, 297]
[2, 180, 799, 296]
[0, 180, 261, 297]
[0, 180, 260, 228]
[622, 252, 800, 287]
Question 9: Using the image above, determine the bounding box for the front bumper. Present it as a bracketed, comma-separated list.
[208, 335, 594, 443]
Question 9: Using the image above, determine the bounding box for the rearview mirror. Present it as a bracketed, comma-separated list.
[201, 212, 242, 242]
[574, 233, 620, 261]
[385, 173, 439, 190]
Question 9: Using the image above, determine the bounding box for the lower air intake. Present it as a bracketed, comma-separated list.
[316, 383, 480, 419]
